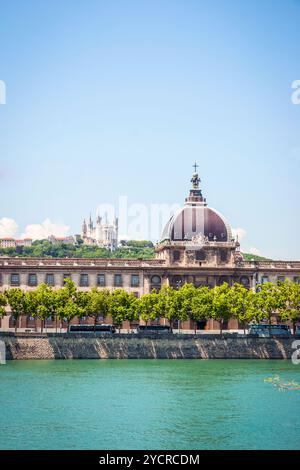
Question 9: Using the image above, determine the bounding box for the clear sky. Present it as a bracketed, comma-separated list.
[0, 0, 300, 259]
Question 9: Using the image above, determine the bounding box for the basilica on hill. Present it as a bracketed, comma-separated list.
[0, 165, 299, 331]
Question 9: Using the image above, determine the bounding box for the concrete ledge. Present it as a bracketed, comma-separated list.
[0, 333, 297, 360]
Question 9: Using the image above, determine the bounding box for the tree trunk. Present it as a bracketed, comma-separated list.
[220, 319, 223, 335]
[194, 321, 197, 334]
[14, 316, 17, 333]
[293, 321, 296, 336]
[55, 317, 58, 333]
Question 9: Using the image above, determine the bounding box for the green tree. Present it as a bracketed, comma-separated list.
[175, 284, 198, 332]
[278, 281, 300, 334]
[253, 282, 284, 327]
[211, 283, 233, 334]
[139, 291, 159, 326]
[228, 283, 255, 333]
[56, 279, 80, 331]
[190, 286, 213, 333]
[109, 289, 138, 332]
[26, 284, 57, 333]
[156, 286, 177, 331]
[0, 293, 7, 319]
[5, 288, 26, 332]
[86, 287, 111, 330]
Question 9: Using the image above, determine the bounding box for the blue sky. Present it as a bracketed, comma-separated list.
[0, 0, 299, 258]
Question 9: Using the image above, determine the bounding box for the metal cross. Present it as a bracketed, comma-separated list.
[193, 162, 198, 173]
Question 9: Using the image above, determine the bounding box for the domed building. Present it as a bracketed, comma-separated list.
[1, 165, 300, 332]
[155, 166, 245, 289]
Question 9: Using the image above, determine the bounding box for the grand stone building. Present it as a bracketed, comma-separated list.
[0, 167, 299, 331]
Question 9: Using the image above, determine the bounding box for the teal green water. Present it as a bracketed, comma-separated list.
[0, 360, 300, 450]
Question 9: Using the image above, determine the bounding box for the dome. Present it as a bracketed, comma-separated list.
[161, 205, 232, 242]
[161, 166, 232, 243]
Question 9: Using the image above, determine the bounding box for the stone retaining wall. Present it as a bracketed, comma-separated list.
[0, 333, 297, 359]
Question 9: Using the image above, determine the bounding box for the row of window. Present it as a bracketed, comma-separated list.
[172, 250, 228, 262]
[2, 273, 145, 288]
[261, 276, 300, 284]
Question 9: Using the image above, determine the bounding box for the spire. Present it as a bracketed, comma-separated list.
[89, 213, 93, 230]
[185, 163, 206, 205]
[82, 218, 87, 237]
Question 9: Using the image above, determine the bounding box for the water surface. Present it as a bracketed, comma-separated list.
[0, 359, 299, 450]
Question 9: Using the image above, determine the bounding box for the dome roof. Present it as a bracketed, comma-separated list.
[161, 166, 232, 243]
[161, 205, 232, 242]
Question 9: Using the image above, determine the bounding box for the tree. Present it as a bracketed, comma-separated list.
[190, 286, 213, 333]
[26, 284, 57, 333]
[86, 287, 111, 330]
[109, 289, 138, 332]
[211, 283, 232, 334]
[175, 284, 197, 332]
[156, 286, 177, 331]
[278, 281, 300, 334]
[0, 293, 7, 319]
[5, 288, 26, 332]
[139, 291, 159, 326]
[228, 283, 255, 333]
[253, 282, 284, 326]
[56, 279, 80, 331]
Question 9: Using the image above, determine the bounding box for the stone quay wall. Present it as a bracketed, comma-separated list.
[0, 332, 297, 360]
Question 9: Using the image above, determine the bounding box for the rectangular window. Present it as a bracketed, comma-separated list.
[63, 274, 71, 285]
[11, 273, 20, 286]
[277, 276, 285, 283]
[173, 251, 181, 262]
[261, 276, 269, 284]
[131, 274, 140, 287]
[28, 274, 37, 286]
[80, 274, 89, 287]
[45, 273, 55, 286]
[97, 274, 106, 287]
[114, 274, 122, 287]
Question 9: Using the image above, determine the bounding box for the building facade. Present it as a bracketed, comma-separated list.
[0, 168, 299, 331]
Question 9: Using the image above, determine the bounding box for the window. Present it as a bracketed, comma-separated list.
[63, 274, 71, 285]
[131, 274, 140, 287]
[80, 274, 89, 287]
[172, 275, 183, 289]
[151, 275, 161, 285]
[195, 250, 206, 261]
[173, 251, 181, 262]
[11, 273, 20, 286]
[240, 276, 250, 287]
[261, 276, 269, 284]
[97, 274, 106, 287]
[277, 276, 285, 283]
[220, 250, 228, 262]
[114, 274, 122, 287]
[45, 273, 54, 286]
[28, 274, 37, 286]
